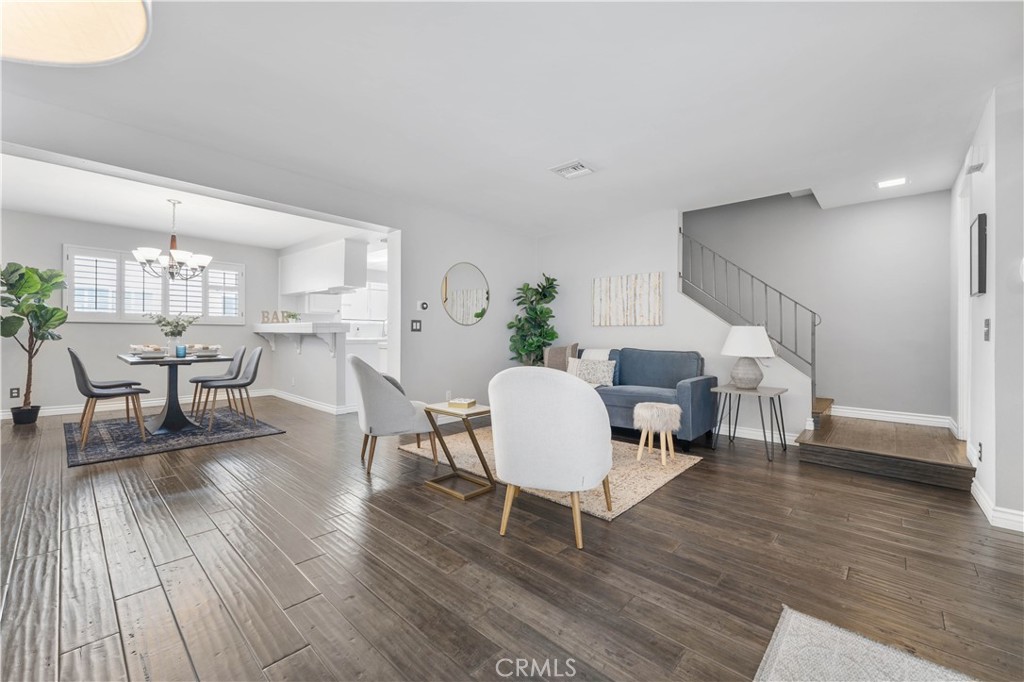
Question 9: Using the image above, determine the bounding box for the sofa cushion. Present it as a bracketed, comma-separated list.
[543, 343, 578, 371]
[596, 385, 676, 409]
[567, 358, 616, 387]
[577, 348, 621, 384]
[617, 348, 703, 388]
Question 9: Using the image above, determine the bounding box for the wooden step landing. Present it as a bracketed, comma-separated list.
[796, 415, 974, 490]
[811, 396, 834, 428]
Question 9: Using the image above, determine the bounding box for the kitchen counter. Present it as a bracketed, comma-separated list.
[346, 337, 387, 344]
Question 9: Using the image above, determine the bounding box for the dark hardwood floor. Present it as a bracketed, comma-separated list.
[2, 397, 1021, 681]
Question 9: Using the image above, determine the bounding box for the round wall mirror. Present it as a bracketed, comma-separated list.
[442, 262, 489, 326]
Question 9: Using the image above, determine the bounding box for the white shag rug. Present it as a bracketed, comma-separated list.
[756, 607, 972, 681]
[398, 426, 701, 520]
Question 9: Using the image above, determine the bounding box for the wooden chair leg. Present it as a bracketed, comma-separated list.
[499, 484, 518, 536]
[191, 383, 200, 415]
[366, 436, 378, 474]
[235, 390, 247, 422]
[416, 433, 421, 448]
[79, 400, 89, 428]
[360, 434, 369, 462]
[570, 491, 583, 549]
[199, 386, 212, 423]
[636, 429, 647, 461]
[125, 396, 130, 422]
[428, 432, 438, 465]
[131, 394, 147, 441]
[80, 398, 97, 449]
[226, 389, 235, 413]
[207, 389, 219, 432]
[602, 475, 612, 511]
[244, 388, 256, 424]
[512, 486, 520, 500]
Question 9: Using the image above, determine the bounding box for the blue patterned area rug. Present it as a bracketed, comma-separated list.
[64, 407, 284, 467]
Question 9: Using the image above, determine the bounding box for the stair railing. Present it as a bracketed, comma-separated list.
[678, 230, 821, 403]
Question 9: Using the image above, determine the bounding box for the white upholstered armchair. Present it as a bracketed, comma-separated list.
[488, 366, 613, 549]
[347, 355, 436, 474]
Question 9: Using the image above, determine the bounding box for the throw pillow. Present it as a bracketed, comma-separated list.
[567, 357, 616, 387]
[543, 343, 579, 371]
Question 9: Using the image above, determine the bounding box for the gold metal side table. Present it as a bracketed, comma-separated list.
[423, 402, 496, 500]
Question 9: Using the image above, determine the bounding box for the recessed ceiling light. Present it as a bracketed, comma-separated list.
[875, 177, 907, 189]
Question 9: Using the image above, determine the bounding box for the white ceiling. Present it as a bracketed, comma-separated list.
[1, 154, 384, 249]
[1, 2, 1021, 233]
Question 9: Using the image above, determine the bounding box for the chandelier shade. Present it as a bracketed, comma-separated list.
[134, 200, 212, 281]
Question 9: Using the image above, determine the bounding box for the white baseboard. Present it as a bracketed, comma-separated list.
[0, 388, 353, 420]
[268, 390, 355, 416]
[830, 405, 958, 434]
[727, 425, 799, 446]
[971, 480, 1024, 533]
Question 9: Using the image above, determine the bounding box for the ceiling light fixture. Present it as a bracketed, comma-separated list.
[1, 0, 150, 66]
[875, 177, 907, 189]
[133, 200, 212, 281]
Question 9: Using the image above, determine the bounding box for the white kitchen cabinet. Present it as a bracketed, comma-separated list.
[279, 239, 368, 295]
[341, 283, 387, 320]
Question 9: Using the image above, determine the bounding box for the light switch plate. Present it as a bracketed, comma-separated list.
[411, 320, 422, 332]
[984, 318, 991, 341]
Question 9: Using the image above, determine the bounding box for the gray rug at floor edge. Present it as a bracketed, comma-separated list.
[64, 407, 285, 467]
[755, 606, 972, 681]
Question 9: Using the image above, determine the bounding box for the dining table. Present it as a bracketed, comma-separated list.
[117, 353, 231, 435]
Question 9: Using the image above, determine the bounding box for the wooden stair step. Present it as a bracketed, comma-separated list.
[812, 396, 835, 416]
[796, 416, 973, 491]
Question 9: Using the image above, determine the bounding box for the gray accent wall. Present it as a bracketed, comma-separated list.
[684, 191, 953, 417]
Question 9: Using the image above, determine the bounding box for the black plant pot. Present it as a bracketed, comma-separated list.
[11, 405, 41, 425]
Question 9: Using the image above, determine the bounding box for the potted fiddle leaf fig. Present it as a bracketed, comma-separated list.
[507, 274, 559, 366]
[1, 262, 68, 425]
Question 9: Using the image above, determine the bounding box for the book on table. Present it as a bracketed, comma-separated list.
[448, 398, 476, 409]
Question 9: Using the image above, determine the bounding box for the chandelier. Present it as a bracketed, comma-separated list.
[132, 199, 212, 281]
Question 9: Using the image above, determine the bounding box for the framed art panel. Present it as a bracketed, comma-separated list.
[592, 271, 663, 326]
[970, 213, 987, 296]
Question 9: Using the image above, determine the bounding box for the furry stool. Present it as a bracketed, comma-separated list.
[633, 402, 682, 466]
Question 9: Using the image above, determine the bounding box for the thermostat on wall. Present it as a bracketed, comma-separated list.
[417, 300, 429, 311]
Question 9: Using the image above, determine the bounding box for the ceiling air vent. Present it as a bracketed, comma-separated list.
[549, 160, 594, 179]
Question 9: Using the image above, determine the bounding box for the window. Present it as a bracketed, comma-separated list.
[63, 245, 244, 324]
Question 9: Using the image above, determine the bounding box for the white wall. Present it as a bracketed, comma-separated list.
[960, 84, 1024, 530]
[683, 191, 953, 418]
[537, 209, 811, 440]
[1, 210, 277, 411]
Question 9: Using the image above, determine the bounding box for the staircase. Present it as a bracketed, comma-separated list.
[678, 230, 974, 490]
[678, 231, 827, 418]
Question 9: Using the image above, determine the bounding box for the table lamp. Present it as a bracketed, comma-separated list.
[721, 325, 775, 389]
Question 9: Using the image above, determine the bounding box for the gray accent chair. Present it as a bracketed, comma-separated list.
[190, 346, 245, 415]
[69, 348, 150, 449]
[347, 355, 436, 474]
[201, 347, 263, 431]
[589, 348, 718, 449]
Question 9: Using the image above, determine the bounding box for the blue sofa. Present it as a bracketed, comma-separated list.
[585, 348, 718, 449]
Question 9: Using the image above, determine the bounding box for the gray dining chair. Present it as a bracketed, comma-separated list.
[190, 346, 245, 415]
[200, 347, 262, 430]
[347, 354, 436, 474]
[69, 348, 150, 449]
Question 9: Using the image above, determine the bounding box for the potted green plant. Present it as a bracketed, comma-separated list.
[507, 274, 559, 366]
[1, 262, 69, 425]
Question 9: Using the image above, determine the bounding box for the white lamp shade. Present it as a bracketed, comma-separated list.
[190, 254, 213, 269]
[721, 326, 775, 358]
[169, 249, 191, 263]
[133, 247, 161, 262]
